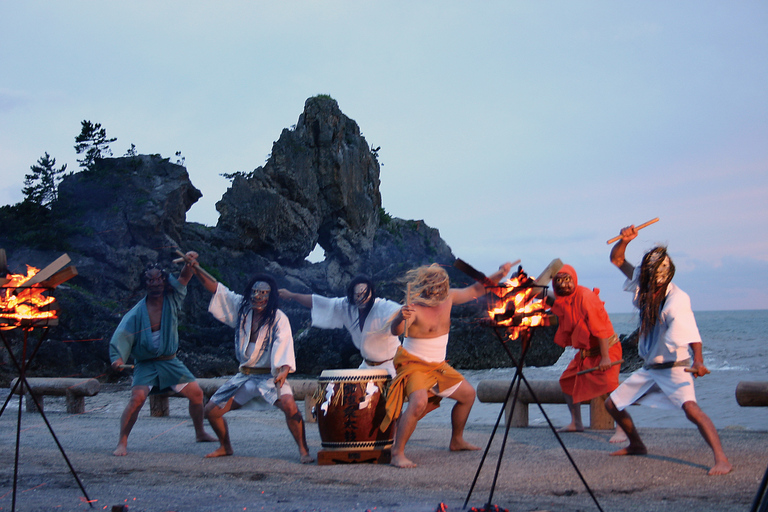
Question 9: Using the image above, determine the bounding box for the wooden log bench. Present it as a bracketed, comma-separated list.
[736, 381, 768, 407]
[149, 378, 321, 422]
[477, 379, 614, 429]
[10, 377, 100, 414]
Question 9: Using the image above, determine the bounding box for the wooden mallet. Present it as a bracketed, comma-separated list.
[173, 250, 216, 282]
[576, 359, 624, 375]
[606, 218, 659, 244]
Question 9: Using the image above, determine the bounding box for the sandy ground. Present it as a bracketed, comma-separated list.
[1, 382, 766, 512]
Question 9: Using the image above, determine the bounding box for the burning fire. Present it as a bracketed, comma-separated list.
[486, 268, 550, 341]
[0, 265, 58, 330]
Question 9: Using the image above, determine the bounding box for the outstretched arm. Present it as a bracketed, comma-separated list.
[610, 226, 638, 280]
[452, 261, 513, 305]
[278, 289, 313, 308]
[176, 251, 197, 286]
[179, 251, 218, 294]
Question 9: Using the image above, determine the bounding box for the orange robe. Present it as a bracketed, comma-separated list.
[380, 346, 464, 432]
[551, 265, 622, 403]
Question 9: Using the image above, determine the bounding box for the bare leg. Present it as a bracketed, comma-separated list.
[447, 380, 480, 452]
[274, 395, 313, 463]
[114, 386, 149, 456]
[609, 424, 628, 444]
[682, 401, 732, 475]
[390, 389, 428, 468]
[178, 382, 216, 442]
[558, 394, 584, 432]
[204, 398, 237, 458]
[604, 397, 647, 456]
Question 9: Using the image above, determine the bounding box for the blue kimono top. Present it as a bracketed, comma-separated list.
[109, 275, 196, 392]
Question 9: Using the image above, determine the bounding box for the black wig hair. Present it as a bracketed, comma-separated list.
[346, 275, 376, 329]
[238, 273, 279, 334]
[637, 246, 676, 337]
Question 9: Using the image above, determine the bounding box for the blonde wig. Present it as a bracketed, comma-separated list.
[403, 264, 450, 307]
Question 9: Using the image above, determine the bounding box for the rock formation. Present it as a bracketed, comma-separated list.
[0, 95, 594, 386]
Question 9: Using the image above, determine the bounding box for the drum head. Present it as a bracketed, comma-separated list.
[319, 368, 389, 382]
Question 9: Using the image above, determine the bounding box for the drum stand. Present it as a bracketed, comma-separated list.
[462, 327, 604, 512]
[0, 327, 93, 512]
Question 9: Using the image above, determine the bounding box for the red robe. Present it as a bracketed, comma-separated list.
[551, 265, 622, 403]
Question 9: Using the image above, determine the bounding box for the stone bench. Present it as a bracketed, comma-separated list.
[10, 377, 100, 414]
[477, 379, 614, 429]
[149, 378, 321, 422]
[736, 381, 768, 407]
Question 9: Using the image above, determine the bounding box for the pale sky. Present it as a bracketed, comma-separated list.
[2, 1, 767, 312]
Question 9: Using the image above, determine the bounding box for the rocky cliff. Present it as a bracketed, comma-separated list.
[1, 96, 632, 386]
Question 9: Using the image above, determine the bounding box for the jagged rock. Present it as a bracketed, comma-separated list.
[0, 96, 580, 385]
[216, 96, 381, 267]
[57, 154, 201, 252]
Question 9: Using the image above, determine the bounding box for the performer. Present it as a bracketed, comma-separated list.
[185, 254, 313, 463]
[384, 262, 513, 468]
[550, 264, 625, 442]
[109, 259, 216, 456]
[605, 225, 732, 475]
[279, 276, 402, 376]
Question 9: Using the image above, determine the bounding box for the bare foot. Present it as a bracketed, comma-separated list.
[196, 432, 217, 443]
[609, 429, 628, 444]
[113, 444, 128, 457]
[390, 453, 417, 468]
[300, 453, 315, 464]
[610, 444, 647, 456]
[557, 423, 584, 433]
[708, 460, 733, 476]
[449, 439, 480, 451]
[204, 446, 233, 458]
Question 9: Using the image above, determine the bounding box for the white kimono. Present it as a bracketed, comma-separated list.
[311, 295, 401, 376]
[208, 283, 295, 408]
[610, 269, 701, 410]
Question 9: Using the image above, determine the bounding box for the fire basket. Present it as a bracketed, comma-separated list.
[0, 249, 92, 511]
[454, 258, 605, 512]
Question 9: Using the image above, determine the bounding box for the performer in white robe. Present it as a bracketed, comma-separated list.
[279, 276, 401, 376]
[606, 225, 731, 475]
[184, 253, 313, 463]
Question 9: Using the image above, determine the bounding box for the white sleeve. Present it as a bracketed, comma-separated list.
[310, 295, 349, 329]
[271, 310, 296, 374]
[208, 283, 243, 329]
[663, 287, 702, 348]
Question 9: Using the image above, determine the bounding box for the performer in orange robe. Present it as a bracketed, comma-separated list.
[550, 264, 624, 440]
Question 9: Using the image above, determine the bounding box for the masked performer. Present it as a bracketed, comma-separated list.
[550, 264, 625, 442]
[186, 254, 313, 463]
[109, 259, 216, 456]
[384, 262, 513, 468]
[605, 225, 731, 475]
[279, 276, 402, 377]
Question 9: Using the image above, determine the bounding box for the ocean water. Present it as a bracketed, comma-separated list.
[463, 309, 768, 431]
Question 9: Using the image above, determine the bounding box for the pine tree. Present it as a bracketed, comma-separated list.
[22, 152, 67, 207]
[74, 120, 116, 169]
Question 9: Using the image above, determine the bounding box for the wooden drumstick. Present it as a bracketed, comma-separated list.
[404, 283, 411, 338]
[606, 218, 659, 244]
[174, 250, 216, 282]
[576, 359, 624, 375]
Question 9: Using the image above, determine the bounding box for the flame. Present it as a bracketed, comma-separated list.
[486, 268, 550, 341]
[0, 265, 58, 329]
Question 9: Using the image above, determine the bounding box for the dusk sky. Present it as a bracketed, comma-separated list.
[2, 2, 766, 312]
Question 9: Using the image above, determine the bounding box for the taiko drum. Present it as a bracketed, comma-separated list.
[315, 368, 394, 450]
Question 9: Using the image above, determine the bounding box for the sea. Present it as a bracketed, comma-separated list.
[461, 309, 768, 432]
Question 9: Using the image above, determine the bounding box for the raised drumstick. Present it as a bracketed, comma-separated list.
[174, 250, 216, 282]
[606, 218, 659, 244]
